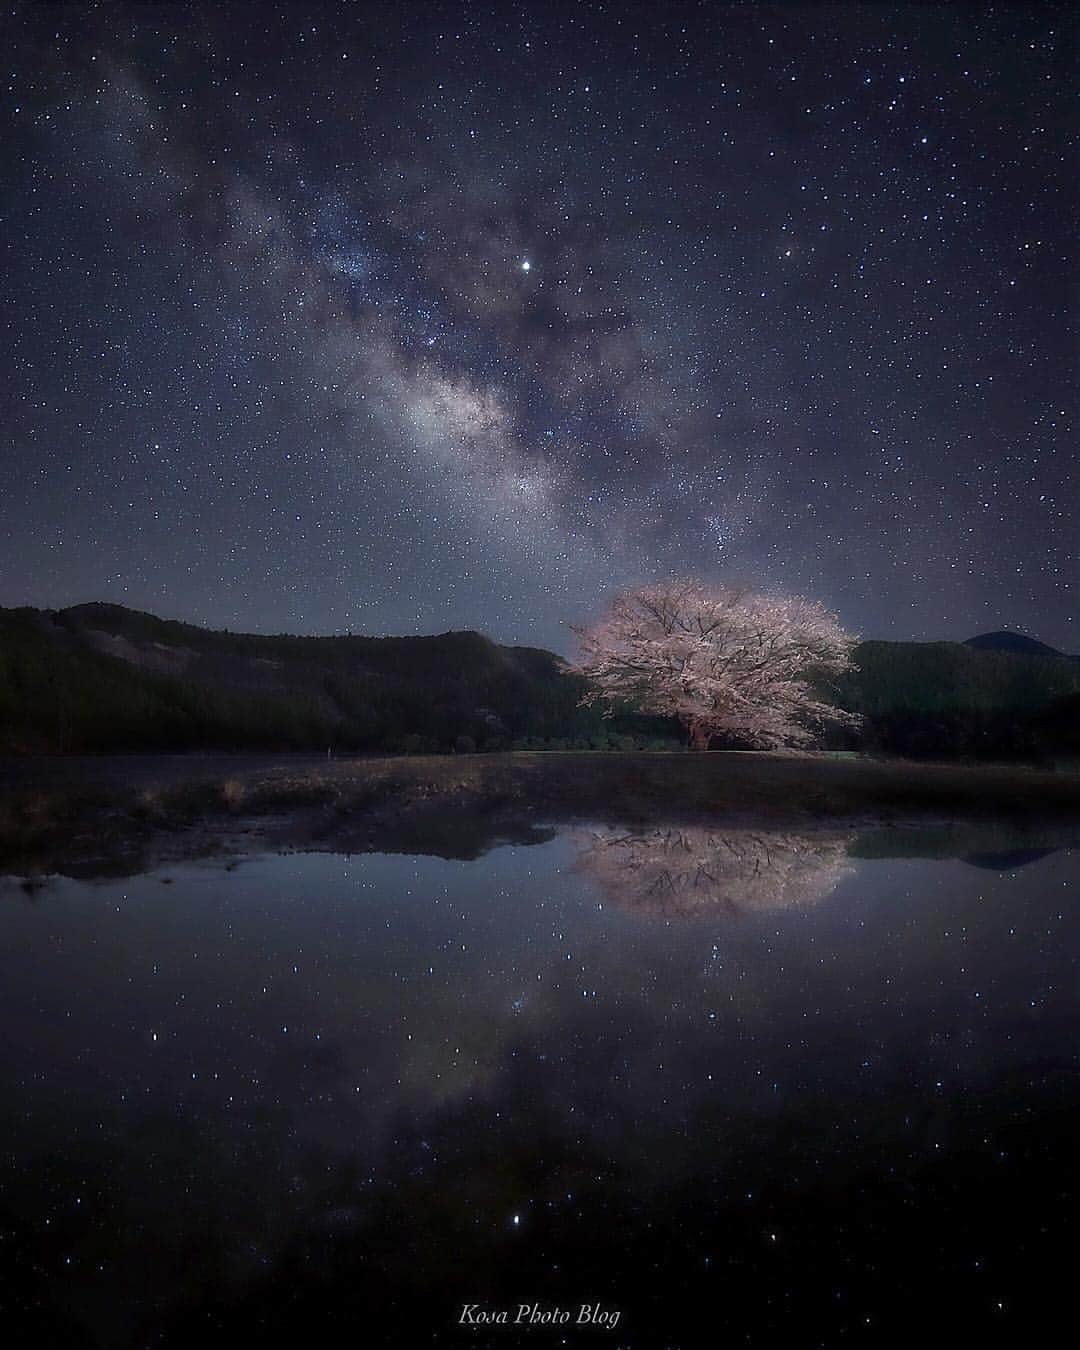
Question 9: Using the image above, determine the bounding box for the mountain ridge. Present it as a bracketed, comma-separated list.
[964, 630, 1072, 659]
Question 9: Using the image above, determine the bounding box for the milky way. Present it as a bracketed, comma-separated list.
[2, 3, 1075, 651]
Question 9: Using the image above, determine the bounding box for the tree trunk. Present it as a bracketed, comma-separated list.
[688, 721, 712, 751]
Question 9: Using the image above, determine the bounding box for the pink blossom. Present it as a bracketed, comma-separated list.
[567, 579, 861, 749]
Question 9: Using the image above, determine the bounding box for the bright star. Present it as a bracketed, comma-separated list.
[520, 259, 532, 272]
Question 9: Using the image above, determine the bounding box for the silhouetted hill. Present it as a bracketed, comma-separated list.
[827, 639, 1080, 758]
[964, 630, 1068, 658]
[0, 604, 674, 754]
[1, 605, 1078, 757]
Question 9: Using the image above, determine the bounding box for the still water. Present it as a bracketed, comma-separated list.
[0, 824, 1076, 1346]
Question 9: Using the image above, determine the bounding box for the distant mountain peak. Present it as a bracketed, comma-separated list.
[964, 630, 1063, 657]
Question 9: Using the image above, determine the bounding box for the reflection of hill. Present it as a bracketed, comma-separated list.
[962, 848, 1056, 871]
[574, 826, 855, 916]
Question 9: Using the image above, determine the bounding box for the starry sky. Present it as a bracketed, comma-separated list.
[2, 2, 1075, 653]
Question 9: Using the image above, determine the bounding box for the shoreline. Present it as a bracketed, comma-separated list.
[2, 750, 1079, 879]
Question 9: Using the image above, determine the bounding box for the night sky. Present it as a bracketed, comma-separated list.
[2, 3, 1075, 653]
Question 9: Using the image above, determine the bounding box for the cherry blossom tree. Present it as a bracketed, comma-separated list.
[568, 579, 860, 749]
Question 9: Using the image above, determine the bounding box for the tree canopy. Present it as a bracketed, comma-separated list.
[568, 579, 861, 749]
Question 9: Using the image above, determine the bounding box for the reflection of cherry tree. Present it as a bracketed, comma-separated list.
[574, 826, 855, 916]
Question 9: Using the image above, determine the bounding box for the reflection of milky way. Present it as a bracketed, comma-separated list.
[574, 825, 855, 916]
[2, 6, 1074, 650]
